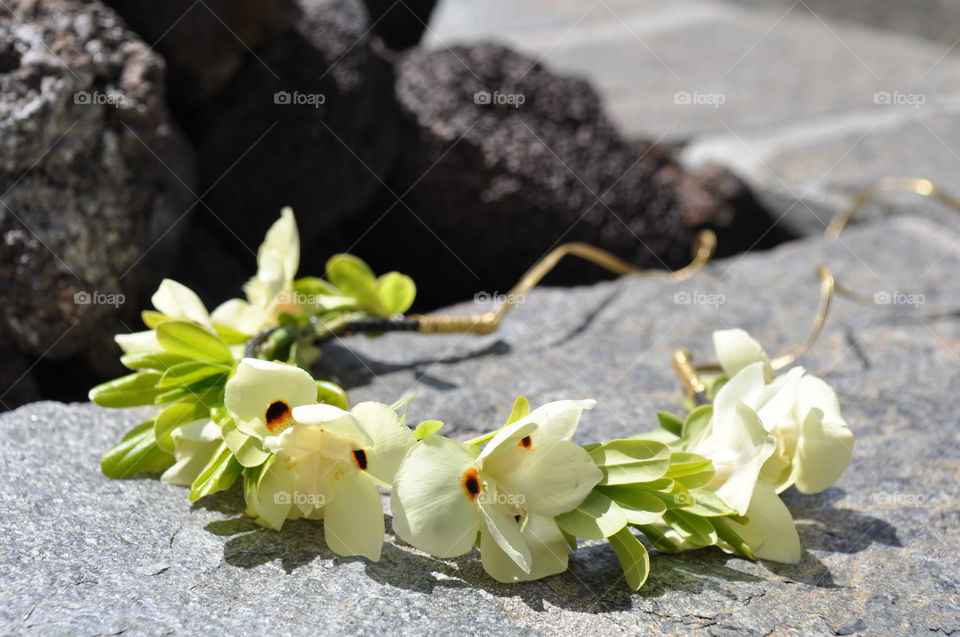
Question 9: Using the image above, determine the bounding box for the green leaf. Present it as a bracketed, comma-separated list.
[89, 371, 163, 408]
[675, 464, 715, 490]
[156, 320, 234, 364]
[214, 322, 252, 345]
[504, 396, 530, 426]
[608, 528, 651, 591]
[158, 361, 230, 389]
[189, 441, 243, 501]
[294, 276, 341, 297]
[666, 452, 714, 479]
[560, 528, 579, 551]
[154, 399, 211, 452]
[412, 420, 444, 440]
[316, 380, 349, 410]
[599, 486, 668, 525]
[120, 351, 192, 372]
[377, 272, 416, 314]
[326, 254, 386, 316]
[682, 404, 712, 442]
[681, 489, 737, 517]
[656, 411, 684, 437]
[711, 517, 756, 560]
[589, 439, 671, 485]
[634, 524, 681, 553]
[100, 420, 173, 478]
[663, 509, 718, 547]
[555, 491, 628, 540]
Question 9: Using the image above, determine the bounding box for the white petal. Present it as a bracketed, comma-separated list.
[349, 402, 415, 486]
[791, 406, 855, 494]
[211, 298, 268, 336]
[755, 367, 804, 431]
[478, 488, 531, 572]
[524, 399, 596, 442]
[727, 481, 801, 564]
[114, 330, 161, 354]
[246, 460, 297, 530]
[794, 374, 846, 424]
[291, 404, 374, 449]
[491, 439, 603, 518]
[480, 514, 569, 583]
[390, 436, 482, 558]
[259, 207, 300, 288]
[225, 358, 317, 438]
[713, 328, 772, 379]
[694, 402, 776, 516]
[476, 418, 538, 469]
[151, 279, 211, 325]
[714, 361, 768, 421]
[323, 472, 385, 561]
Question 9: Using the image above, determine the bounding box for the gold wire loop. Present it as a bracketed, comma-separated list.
[673, 265, 836, 400]
[411, 229, 718, 335]
[826, 177, 960, 239]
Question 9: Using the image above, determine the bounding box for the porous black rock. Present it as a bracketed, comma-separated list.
[345, 44, 786, 309]
[360, 0, 437, 49]
[0, 0, 197, 407]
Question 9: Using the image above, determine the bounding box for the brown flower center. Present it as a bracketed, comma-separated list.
[518, 435, 532, 450]
[461, 467, 481, 502]
[264, 400, 293, 434]
[352, 449, 368, 470]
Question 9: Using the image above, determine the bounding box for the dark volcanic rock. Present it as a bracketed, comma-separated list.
[187, 0, 402, 290]
[103, 0, 302, 106]
[361, 0, 437, 49]
[346, 44, 786, 309]
[0, 0, 197, 406]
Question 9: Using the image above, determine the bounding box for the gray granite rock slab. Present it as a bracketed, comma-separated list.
[2, 217, 959, 635]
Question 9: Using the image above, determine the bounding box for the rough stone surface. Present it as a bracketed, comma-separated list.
[346, 44, 785, 309]
[361, 0, 436, 50]
[3, 217, 958, 634]
[185, 0, 403, 300]
[104, 0, 302, 106]
[0, 0, 197, 404]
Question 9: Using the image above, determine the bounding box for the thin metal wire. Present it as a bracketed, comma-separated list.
[412, 229, 717, 335]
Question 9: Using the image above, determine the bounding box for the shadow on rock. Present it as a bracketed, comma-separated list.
[310, 339, 512, 390]
[785, 487, 902, 554]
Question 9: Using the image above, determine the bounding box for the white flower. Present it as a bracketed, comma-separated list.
[211, 207, 300, 335]
[390, 400, 602, 583]
[711, 328, 855, 494]
[243, 400, 414, 561]
[160, 419, 223, 487]
[115, 279, 214, 354]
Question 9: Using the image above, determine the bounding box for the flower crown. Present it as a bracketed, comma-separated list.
[92, 210, 854, 590]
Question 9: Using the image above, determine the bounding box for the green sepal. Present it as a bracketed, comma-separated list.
[504, 396, 530, 426]
[119, 351, 193, 372]
[156, 320, 234, 364]
[189, 441, 243, 502]
[100, 419, 174, 478]
[555, 490, 628, 540]
[656, 411, 684, 437]
[588, 439, 671, 485]
[221, 416, 270, 468]
[89, 371, 164, 408]
[608, 527, 651, 591]
[141, 310, 170, 329]
[710, 517, 756, 560]
[412, 420, 444, 441]
[315, 380, 349, 410]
